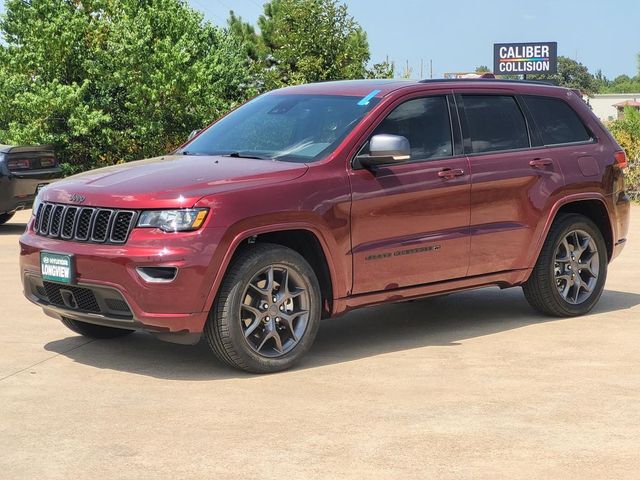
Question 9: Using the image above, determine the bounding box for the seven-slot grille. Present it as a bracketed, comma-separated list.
[35, 203, 137, 244]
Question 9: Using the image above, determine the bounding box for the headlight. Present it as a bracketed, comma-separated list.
[137, 208, 209, 232]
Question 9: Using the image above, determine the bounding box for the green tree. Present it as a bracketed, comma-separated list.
[475, 65, 491, 74]
[366, 60, 395, 79]
[592, 69, 610, 92]
[530, 56, 597, 95]
[602, 74, 640, 94]
[608, 106, 640, 198]
[0, 0, 254, 172]
[228, 0, 383, 90]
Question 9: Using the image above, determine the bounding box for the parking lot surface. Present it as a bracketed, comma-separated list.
[1, 209, 639, 479]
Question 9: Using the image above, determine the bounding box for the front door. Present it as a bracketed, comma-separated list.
[349, 93, 471, 294]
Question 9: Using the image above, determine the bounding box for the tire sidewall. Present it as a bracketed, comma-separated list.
[547, 218, 608, 316]
[218, 246, 322, 372]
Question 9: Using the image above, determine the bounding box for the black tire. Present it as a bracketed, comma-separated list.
[204, 243, 322, 373]
[0, 212, 15, 225]
[523, 214, 608, 317]
[60, 317, 135, 339]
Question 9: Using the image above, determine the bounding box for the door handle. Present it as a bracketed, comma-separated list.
[529, 158, 553, 168]
[438, 168, 465, 179]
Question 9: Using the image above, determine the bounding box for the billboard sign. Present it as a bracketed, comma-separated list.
[493, 42, 558, 75]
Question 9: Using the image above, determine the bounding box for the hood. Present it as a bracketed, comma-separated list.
[42, 155, 309, 209]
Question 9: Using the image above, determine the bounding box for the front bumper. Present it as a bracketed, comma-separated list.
[20, 217, 228, 341]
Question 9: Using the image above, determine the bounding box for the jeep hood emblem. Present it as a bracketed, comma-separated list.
[69, 193, 86, 204]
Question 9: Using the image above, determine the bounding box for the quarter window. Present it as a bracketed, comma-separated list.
[371, 96, 453, 160]
[524, 96, 591, 146]
[462, 95, 530, 153]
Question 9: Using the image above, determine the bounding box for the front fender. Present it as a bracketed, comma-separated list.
[199, 215, 349, 317]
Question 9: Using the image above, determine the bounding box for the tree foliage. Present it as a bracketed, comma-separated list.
[529, 56, 598, 95]
[608, 107, 640, 198]
[0, 0, 253, 172]
[601, 53, 640, 93]
[228, 0, 387, 90]
[599, 74, 640, 94]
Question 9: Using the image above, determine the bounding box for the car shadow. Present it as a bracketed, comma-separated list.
[0, 222, 27, 235]
[44, 287, 640, 381]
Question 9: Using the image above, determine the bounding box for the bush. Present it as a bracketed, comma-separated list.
[0, 0, 255, 172]
[607, 107, 640, 199]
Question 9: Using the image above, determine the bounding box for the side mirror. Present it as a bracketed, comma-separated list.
[356, 134, 411, 169]
[187, 129, 201, 141]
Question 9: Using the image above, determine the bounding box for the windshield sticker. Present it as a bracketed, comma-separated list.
[357, 89, 381, 106]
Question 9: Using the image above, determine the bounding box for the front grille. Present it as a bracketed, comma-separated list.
[43, 282, 101, 313]
[49, 205, 64, 236]
[61, 207, 78, 239]
[92, 210, 113, 242]
[35, 202, 136, 244]
[111, 211, 135, 242]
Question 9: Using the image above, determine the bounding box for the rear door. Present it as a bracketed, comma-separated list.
[349, 92, 471, 294]
[456, 92, 565, 276]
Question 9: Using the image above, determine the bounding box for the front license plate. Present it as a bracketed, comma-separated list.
[40, 252, 74, 284]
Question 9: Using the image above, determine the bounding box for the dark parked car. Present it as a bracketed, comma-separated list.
[1, 145, 60, 225]
[20, 79, 630, 373]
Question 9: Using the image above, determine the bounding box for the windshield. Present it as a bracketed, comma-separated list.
[181, 93, 380, 163]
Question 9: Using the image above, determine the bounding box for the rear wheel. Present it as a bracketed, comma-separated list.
[204, 243, 321, 373]
[0, 212, 15, 225]
[60, 317, 135, 339]
[523, 214, 607, 317]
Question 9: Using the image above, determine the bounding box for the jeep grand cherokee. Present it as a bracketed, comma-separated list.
[20, 79, 630, 373]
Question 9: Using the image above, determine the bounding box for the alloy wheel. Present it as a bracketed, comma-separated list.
[240, 265, 310, 357]
[553, 229, 600, 305]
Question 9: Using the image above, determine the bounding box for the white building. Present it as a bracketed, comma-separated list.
[587, 93, 640, 122]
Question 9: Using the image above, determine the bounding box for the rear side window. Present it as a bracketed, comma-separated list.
[462, 95, 530, 153]
[371, 96, 453, 160]
[524, 96, 591, 145]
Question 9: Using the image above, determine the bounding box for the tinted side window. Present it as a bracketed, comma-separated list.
[524, 96, 591, 145]
[372, 96, 453, 160]
[462, 95, 529, 153]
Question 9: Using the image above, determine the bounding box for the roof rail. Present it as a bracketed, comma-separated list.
[418, 78, 557, 87]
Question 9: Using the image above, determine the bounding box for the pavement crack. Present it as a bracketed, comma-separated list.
[0, 339, 95, 382]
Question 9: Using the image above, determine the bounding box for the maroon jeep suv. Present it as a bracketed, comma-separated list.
[20, 79, 630, 373]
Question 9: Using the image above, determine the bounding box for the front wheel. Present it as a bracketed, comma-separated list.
[523, 214, 607, 317]
[204, 243, 321, 373]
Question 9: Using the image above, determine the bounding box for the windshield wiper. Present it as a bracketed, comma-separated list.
[224, 152, 272, 160]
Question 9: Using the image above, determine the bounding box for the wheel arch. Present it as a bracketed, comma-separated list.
[554, 200, 613, 260]
[204, 223, 341, 319]
[530, 194, 614, 271]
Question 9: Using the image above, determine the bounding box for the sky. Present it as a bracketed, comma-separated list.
[0, 0, 637, 79]
[191, 0, 639, 79]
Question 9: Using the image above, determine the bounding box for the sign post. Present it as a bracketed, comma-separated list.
[493, 42, 558, 78]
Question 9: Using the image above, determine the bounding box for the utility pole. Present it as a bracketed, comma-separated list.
[420, 59, 424, 79]
[430, 59, 433, 79]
